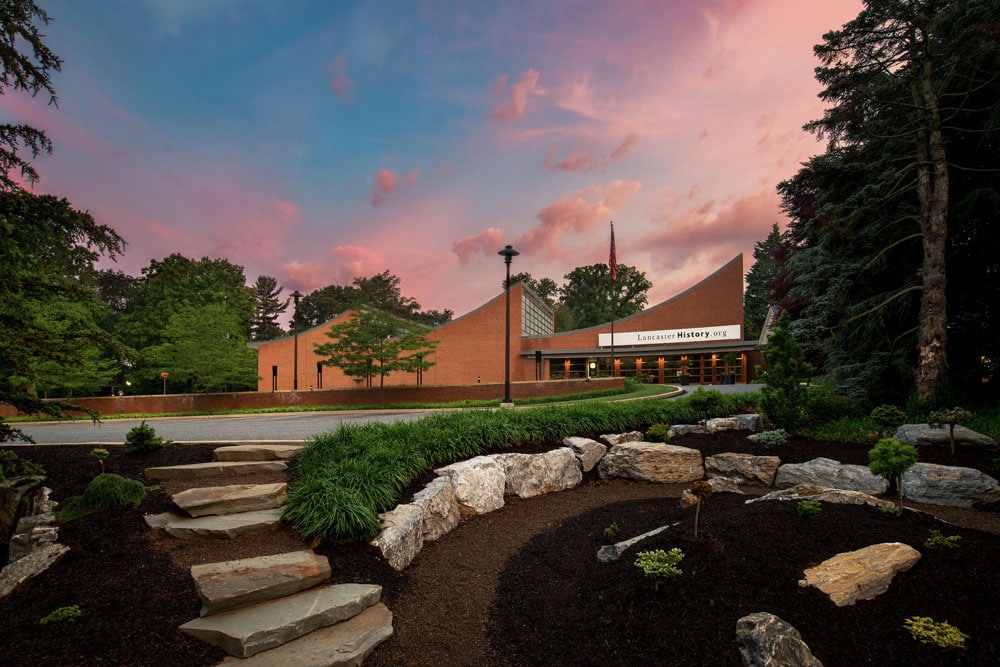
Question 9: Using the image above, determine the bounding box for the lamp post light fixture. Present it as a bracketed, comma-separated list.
[160, 371, 168, 395]
[497, 244, 519, 405]
[291, 290, 303, 391]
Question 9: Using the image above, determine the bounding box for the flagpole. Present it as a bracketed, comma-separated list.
[609, 221, 616, 378]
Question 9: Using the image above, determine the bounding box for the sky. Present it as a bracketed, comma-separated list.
[6, 0, 863, 318]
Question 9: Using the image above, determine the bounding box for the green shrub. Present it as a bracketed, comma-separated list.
[645, 423, 671, 442]
[89, 448, 110, 473]
[635, 548, 684, 589]
[40, 605, 82, 626]
[756, 311, 813, 432]
[878, 504, 902, 517]
[904, 616, 968, 648]
[687, 387, 724, 421]
[1, 449, 45, 481]
[603, 522, 619, 542]
[924, 529, 961, 549]
[57, 473, 159, 522]
[796, 499, 822, 518]
[125, 421, 167, 453]
[870, 404, 906, 435]
[868, 437, 917, 509]
[805, 385, 865, 423]
[755, 429, 788, 448]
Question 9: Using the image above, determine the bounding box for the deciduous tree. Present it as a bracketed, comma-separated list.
[558, 263, 651, 330]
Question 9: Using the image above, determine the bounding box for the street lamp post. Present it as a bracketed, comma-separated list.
[497, 244, 519, 405]
[161, 372, 168, 395]
[291, 290, 303, 391]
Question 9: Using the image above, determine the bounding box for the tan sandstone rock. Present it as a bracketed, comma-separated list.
[798, 542, 921, 607]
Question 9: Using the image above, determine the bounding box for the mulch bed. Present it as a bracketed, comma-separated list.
[1, 433, 998, 665]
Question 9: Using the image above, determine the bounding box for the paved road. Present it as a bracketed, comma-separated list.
[8, 384, 762, 445]
[8, 410, 434, 445]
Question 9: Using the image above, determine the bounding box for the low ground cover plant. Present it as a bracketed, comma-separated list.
[924, 529, 961, 549]
[645, 423, 671, 442]
[755, 429, 787, 448]
[904, 616, 968, 649]
[634, 548, 684, 590]
[796, 499, 822, 518]
[57, 473, 159, 521]
[39, 605, 82, 626]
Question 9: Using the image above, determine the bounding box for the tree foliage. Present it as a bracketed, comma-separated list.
[743, 223, 791, 340]
[250, 275, 288, 341]
[0, 191, 126, 438]
[313, 306, 437, 392]
[507, 272, 559, 307]
[558, 263, 651, 330]
[1, 0, 63, 190]
[757, 311, 814, 432]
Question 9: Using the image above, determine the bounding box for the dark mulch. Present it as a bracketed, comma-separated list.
[1, 434, 998, 666]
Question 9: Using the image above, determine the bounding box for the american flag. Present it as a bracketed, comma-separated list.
[609, 222, 617, 281]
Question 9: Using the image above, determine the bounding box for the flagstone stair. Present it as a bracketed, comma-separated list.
[143, 443, 393, 664]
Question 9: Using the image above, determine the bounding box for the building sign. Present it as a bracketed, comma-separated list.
[598, 325, 741, 347]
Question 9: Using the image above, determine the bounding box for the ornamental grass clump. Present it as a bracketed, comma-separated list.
[634, 548, 684, 590]
[904, 616, 969, 649]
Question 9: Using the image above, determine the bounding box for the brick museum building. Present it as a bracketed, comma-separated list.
[251, 254, 765, 392]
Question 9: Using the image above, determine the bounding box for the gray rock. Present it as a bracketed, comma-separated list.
[894, 424, 997, 448]
[0, 543, 70, 599]
[598, 442, 704, 483]
[144, 508, 284, 539]
[219, 602, 393, 666]
[180, 583, 382, 658]
[494, 448, 582, 498]
[562, 436, 608, 472]
[436, 456, 505, 516]
[775, 458, 889, 496]
[903, 463, 1000, 508]
[705, 453, 781, 486]
[597, 523, 679, 563]
[372, 503, 424, 571]
[411, 475, 460, 542]
[798, 542, 920, 607]
[745, 484, 893, 509]
[601, 431, 645, 446]
[191, 551, 332, 617]
[669, 424, 707, 437]
[706, 417, 743, 433]
[735, 612, 823, 667]
[735, 414, 763, 432]
[172, 483, 287, 517]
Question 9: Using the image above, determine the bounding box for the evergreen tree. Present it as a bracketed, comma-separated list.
[250, 275, 288, 341]
[743, 224, 790, 340]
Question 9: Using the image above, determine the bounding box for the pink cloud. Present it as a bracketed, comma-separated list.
[329, 55, 354, 102]
[330, 245, 385, 282]
[607, 133, 638, 164]
[145, 219, 184, 241]
[452, 227, 505, 265]
[492, 69, 545, 122]
[280, 260, 327, 292]
[543, 144, 599, 173]
[274, 199, 301, 225]
[516, 180, 641, 257]
[371, 168, 418, 207]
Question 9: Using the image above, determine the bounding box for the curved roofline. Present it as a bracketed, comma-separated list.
[523, 253, 743, 341]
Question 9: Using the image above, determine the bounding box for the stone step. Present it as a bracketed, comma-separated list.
[192, 550, 331, 617]
[172, 483, 287, 517]
[180, 583, 382, 658]
[144, 460, 287, 480]
[218, 602, 393, 666]
[144, 508, 284, 539]
[213, 444, 305, 462]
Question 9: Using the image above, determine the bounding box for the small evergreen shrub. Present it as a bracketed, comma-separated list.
[57, 473, 160, 521]
[687, 387, 724, 420]
[635, 548, 684, 589]
[755, 429, 788, 448]
[924, 529, 961, 549]
[868, 437, 917, 509]
[870, 404, 906, 435]
[40, 605, 82, 626]
[125, 421, 166, 453]
[878, 504, 902, 517]
[928, 407, 974, 455]
[904, 616, 968, 648]
[89, 448, 110, 474]
[645, 423, 671, 442]
[603, 522, 619, 542]
[796, 499, 822, 518]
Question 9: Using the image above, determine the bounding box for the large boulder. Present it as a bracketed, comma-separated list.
[735, 612, 823, 667]
[598, 442, 704, 483]
[775, 458, 889, 496]
[902, 463, 1000, 508]
[894, 424, 997, 449]
[705, 453, 780, 486]
[562, 436, 608, 472]
[735, 414, 763, 432]
[706, 417, 743, 433]
[411, 475, 460, 542]
[798, 542, 920, 607]
[493, 448, 582, 498]
[435, 456, 505, 516]
[372, 503, 424, 571]
[669, 424, 707, 437]
[745, 484, 893, 509]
